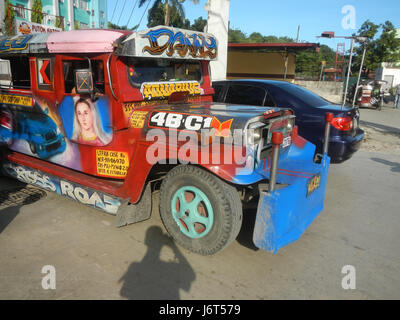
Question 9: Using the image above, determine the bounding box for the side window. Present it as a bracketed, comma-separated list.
[225, 84, 266, 106]
[62, 59, 105, 94]
[1, 56, 31, 89]
[212, 84, 224, 102]
[37, 57, 54, 91]
[0, 59, 12, 88]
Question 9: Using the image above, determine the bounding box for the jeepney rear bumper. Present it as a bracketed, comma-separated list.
[252, 154, 330, 253]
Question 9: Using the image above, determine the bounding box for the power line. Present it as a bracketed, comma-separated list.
[138, 0, 152, 29]
[117, 0, 127, 26]
[126, 0, 140, 28]
[110, 0, 119, 22]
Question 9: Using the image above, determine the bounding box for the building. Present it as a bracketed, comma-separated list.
[227, 42, 319, 82]
[2, 0, 107, 32]
[375, 29, 400, 89]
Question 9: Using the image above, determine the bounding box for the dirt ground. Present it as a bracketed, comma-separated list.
[358, 104, 400, 155]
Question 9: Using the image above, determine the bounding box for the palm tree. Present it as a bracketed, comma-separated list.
[139, 0, 198, 27]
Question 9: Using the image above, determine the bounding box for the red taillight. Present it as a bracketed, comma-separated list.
[0, 111, 12, 130]
[331, 116, 353, 131]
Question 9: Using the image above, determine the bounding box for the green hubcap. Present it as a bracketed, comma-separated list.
[171, 186, 214, 239]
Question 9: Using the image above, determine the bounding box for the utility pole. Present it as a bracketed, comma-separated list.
[205, 0, 230, 82]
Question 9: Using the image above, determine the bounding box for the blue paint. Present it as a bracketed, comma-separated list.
[252, 154, 330, 253]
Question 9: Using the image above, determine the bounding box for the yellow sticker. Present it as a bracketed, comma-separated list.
[141, 81, 201, 100]
[0, 94, 33, 107]
[129, 110, 148, 128]
[96, 150, 129, 178]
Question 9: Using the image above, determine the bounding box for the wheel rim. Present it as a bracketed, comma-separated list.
[171, 186, 214, 239]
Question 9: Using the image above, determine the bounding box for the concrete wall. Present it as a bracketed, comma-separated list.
[375, 67, 400, 88]
[227, 51, 296, 80]
[295, 80, 344, 104]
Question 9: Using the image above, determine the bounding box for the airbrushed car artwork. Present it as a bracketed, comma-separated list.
[0, 26, 332, 255]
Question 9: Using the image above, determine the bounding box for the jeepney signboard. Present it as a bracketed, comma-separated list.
[117, 26, 218, 60]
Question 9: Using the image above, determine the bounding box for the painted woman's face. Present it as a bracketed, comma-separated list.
[76, 102, 93, 132]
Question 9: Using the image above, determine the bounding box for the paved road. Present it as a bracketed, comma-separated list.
[1, 147, 399, 300]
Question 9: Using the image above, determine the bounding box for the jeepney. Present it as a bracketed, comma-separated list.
[0, 27, 331, 255]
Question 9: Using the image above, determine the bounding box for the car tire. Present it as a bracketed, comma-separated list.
[159, 165, 243, 256]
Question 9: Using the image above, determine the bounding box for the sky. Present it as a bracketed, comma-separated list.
[107, 0, 400, 49]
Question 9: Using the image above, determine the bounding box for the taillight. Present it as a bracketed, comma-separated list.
[0, 110, 12, 130]
[331, 116, 353, 131]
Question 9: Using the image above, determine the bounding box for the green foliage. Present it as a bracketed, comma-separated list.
[191, 17, 207, 32]
[353, 20, 400, 74]
[228, 28, 296, 44]
[3, 0, 16, 35]
[107, 21, 139, 31]
[31, 0, 44, 24]
[296, 45, 336, 78]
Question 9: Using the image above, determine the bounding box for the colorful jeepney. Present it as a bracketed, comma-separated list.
[0, 27, 331, 255]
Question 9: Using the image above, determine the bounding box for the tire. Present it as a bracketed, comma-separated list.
[159, 165, 243, 256]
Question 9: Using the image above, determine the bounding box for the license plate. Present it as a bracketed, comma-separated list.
[282, 136, 291, 148]
[307, 174, 321, 196]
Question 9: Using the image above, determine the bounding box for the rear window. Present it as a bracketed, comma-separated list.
[278, 83, 330, 108]
[126, 57, 202, 87]
[225, 84, 266, 106]
[212, 84, 224, 101]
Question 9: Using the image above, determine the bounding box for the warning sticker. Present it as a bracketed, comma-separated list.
[128, 111, 148, 128]
[96, 150, 129, 178]
[0, 94, 33, 107]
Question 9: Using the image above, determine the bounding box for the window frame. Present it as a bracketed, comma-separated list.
[36, 56, 55, 92]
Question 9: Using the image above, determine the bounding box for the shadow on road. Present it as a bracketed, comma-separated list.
[0, 180, 45, 234]
[119, 226, 196, 300]
[370, 157, 400, 173]
[359, 120, 400, 137]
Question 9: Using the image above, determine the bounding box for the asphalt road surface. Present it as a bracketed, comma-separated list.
[0, 106, 399, 300]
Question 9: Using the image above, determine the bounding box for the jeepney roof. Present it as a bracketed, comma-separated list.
[0, 26, 218, 61]
[0, 29, 128, 54]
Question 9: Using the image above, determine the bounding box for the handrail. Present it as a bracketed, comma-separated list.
[107, 53, 117, 101]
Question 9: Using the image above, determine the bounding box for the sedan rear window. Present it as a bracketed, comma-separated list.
[225, 84, 266, 106]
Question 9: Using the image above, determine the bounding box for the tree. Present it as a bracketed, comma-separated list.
[191, 16, 207, 32]
[228, 27, 247, 43]
[108, 21, 139, 31]
[3, 0, 16, 35]
[353, 20, 400, 74]
[31, 0, 44, 24]
[139, 0, 198, 27]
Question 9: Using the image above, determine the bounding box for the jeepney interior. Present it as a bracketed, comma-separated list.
[63, 58, 105, 95]
[125, 57, 202, 87]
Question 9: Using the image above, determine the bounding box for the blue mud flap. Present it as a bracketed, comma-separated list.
[253, 154, 330, 253]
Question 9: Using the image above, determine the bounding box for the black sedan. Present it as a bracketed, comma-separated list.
[212, 79, 364, 163]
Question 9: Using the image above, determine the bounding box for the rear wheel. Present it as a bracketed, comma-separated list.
[159, 165, 242, 255]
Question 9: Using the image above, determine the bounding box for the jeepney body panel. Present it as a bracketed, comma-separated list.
[0, 27, 330, 254]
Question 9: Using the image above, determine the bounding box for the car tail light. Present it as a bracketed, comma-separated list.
[0, 110, 12, 130]
[331, 116, 353, 131]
